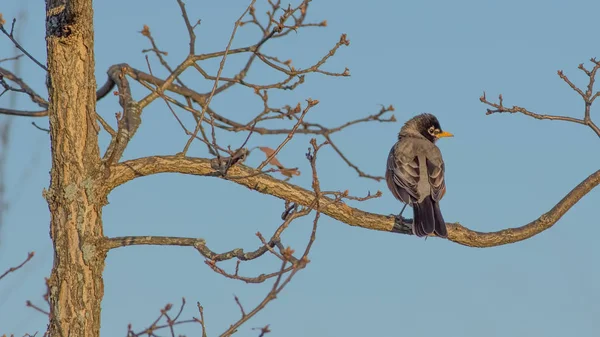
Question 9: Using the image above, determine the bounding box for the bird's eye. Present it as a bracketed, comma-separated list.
[428, 126, 435, 134]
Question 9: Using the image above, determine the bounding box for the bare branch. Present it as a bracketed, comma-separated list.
[105, 204, 310, 285]
[26, 300, 50, 316]
[0, 18, 47, 71]
[253, 325, 272, 337]
[181, 0, 257, 157]
[217, 247, 306, 337]
[140, 24, 188, 89]
[197, 302, 208, 337]
[127, 299, 200, 337]
[104, 235, 278, 262]
[0, 54, 23, 63]
[102, 65, 142, 165]
[0, 66, 116, 118]
[255, 99, 316, 172]
[482, 94, 587, 122]
[106, 155, 600, 247]
[324, 134, 384, 181]
[31, 121, 50, 133]
[234, 295, 246, 318]
[0, 66, 48, 107]
[482, 58, 600, 138]
[0, 251, 34, 281]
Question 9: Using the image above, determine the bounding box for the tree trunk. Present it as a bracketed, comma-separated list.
[45, 1, 105, 336]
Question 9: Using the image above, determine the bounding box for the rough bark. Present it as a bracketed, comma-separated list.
[44, 0, 105, 336]
[107, 156, 600, 248]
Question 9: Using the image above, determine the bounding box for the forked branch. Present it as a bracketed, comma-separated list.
[482, 58, 600, 138]
[122, 137, 329, 337]
[106, 155, 600, 248]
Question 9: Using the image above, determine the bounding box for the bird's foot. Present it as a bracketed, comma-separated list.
[390, 214, 413, 234]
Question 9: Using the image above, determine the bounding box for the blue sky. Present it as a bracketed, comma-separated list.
[1, 0, 599, 336]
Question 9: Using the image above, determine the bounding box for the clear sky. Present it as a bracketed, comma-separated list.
[1, 0, 599, 336]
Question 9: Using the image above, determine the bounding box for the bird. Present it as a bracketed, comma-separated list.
[385, 113, 453, 238]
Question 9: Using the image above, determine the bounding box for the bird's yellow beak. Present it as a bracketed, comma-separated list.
[436, 131, 454, 138]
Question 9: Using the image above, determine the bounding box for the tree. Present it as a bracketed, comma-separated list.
[1, 1, 599, 336]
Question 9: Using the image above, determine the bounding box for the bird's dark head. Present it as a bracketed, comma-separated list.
[399, 113, 453, 143]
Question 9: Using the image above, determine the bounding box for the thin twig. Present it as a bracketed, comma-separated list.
[181, 0, 258, 156]
[0, 251, 34, 281]
[0, 19, 47, 71]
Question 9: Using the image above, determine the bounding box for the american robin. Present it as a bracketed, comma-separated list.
[386, 113, 453, 238]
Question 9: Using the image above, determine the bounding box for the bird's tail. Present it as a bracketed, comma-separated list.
[412, 196, 447, 238]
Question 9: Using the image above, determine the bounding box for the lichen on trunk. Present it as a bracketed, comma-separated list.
[45, 0, 105, 336]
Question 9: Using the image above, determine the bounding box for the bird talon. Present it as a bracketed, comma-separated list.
[391, 214, 413, 234]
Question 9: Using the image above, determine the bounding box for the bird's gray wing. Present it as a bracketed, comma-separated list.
[425, 151, 446, 202]
[386, 143, 420, 204]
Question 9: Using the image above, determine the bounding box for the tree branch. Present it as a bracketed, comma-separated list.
[0, 66, 116, 117]
[102, 64, 142, 165]
[481, 93, 600, 138]
[0, 18, 47, 71]
[0, 251, 34, 281]
[481, 58, 600, 138]
[0, 66, 48, 108]
[106, 155, 600, 248]
[104, 235, 279, 262]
